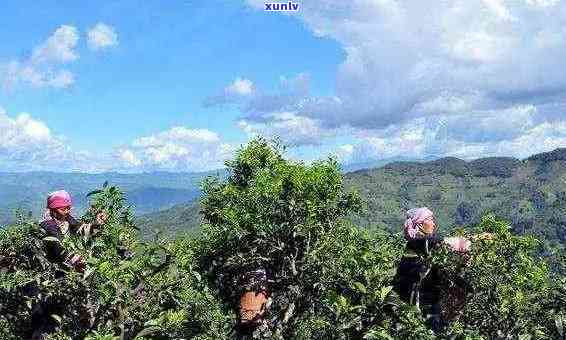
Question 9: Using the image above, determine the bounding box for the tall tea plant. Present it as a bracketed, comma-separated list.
[198, 137, 421, 338]
[435, 214, 565, 339]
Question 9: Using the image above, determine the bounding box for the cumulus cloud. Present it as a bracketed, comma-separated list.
[31, 25, 79, 64]
[0, 108, 234, 172]
[226, 77, 254, 96]
[0, 109, 94, 171]
[87, 23, 119, 51]
[117, 149, 141, 167]
[0, 109, 127, 173]
[0, 111, 60, 152]
[335, 114, 566, 167]
[284, 0, 566, 129]
[526, 0, 560, 8]
[242, 0, 566, 162]
[4, 62, 75, 89]
[205, 73, 311, 110]
[117, 126, 235, 171]
[204, 73, 327, 147]
[3, 25, 79, 90]
[238, 111, 335, 147]
[204, 77, 256, 106]
[2, 23, 118, 91]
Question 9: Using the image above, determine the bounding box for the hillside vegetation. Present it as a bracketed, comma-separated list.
[0, 138, 564, 339]
[141, 149, 566, 252]
[346, 149, 566, 246]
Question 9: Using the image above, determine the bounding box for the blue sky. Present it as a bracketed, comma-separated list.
[1, 0, 566, 172]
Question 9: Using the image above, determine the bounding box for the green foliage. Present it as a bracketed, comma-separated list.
[0, 184, 231, 339]
[431, 214, 565, 339]
[0, 138, 564, 339]
[345, 152, 566, 254]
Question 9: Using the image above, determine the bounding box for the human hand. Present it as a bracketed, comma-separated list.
[95, 211, 108, 226]
[444, 237, 471, 253]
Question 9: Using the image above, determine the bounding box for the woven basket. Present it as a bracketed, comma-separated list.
[440, 285, 467, 321]
[239, 290, 268, 324]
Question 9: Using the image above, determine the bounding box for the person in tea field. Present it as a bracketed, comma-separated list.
[40, 190, 107, 271]
[29, 190, 109, 340]
[394, 207, 490, 332]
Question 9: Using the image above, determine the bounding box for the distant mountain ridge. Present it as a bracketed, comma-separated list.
[139, 148, 566, 249]
[340, 155, 440, 173]
[0, 169, 227, 227]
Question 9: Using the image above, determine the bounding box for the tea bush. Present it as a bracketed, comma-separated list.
[0, 137, 564, 339]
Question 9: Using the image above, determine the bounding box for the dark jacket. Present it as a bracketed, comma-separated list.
[40, 216, 81, 263]
[395, 236, 444, 307]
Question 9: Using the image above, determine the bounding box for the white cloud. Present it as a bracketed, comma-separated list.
[0, 109, 85, 171]
[87, 23, 119, 51]
[204, 77, 256, 106]
[0, 110, 120, 173]
[481, 0, 516, 22]
[238, 111, 333, 146]
[438, 105, 537, 143]
[8, 63, 75, 89]
[448, 31, 509, 63]
[526, 0, 560, 8]
[417, 92, 481, 115]
[0, 111, 56, 147]
[226, 78, 254, 96]
[279, 73, 310, 95]
[119, 126, 235, 171]
[0, 109, 234, 172]
[334, 144, 355, 163]
[242, 0, 566, 162]
[117, 149, 141, 167]
[338, 112, 566, 165]
[3, 25, 79, 90]
[31, 25, 79, 64]
[205, 74, 309, 108]
[208, 74, 323, 147]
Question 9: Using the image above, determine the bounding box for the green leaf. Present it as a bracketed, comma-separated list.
[87, 189, 103, 197]
[135, 326, 161, 338]
[379, 286, 393, 302]
[50, 314, 62, 324]
[556, 315, 564, 336]
[192, 271, 202, 282]
[353, 281, 367, 294]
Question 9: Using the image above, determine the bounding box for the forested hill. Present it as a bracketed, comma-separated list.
[141, 148, 566, 247]
[345, 148, 566, 245]
[1, 138, 564, 339]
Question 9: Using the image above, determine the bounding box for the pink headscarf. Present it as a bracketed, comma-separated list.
[403, 207, 434, 240]
[47, 190, 72, 210]
[403, 207, 472, 252]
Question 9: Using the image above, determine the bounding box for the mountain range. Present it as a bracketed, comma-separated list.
[139, 149, 566, 250]
[2, 149, 566, 252]
[0, 170, 226, 227]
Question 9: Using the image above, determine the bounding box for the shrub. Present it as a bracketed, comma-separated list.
[0, 138, 564, 339]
